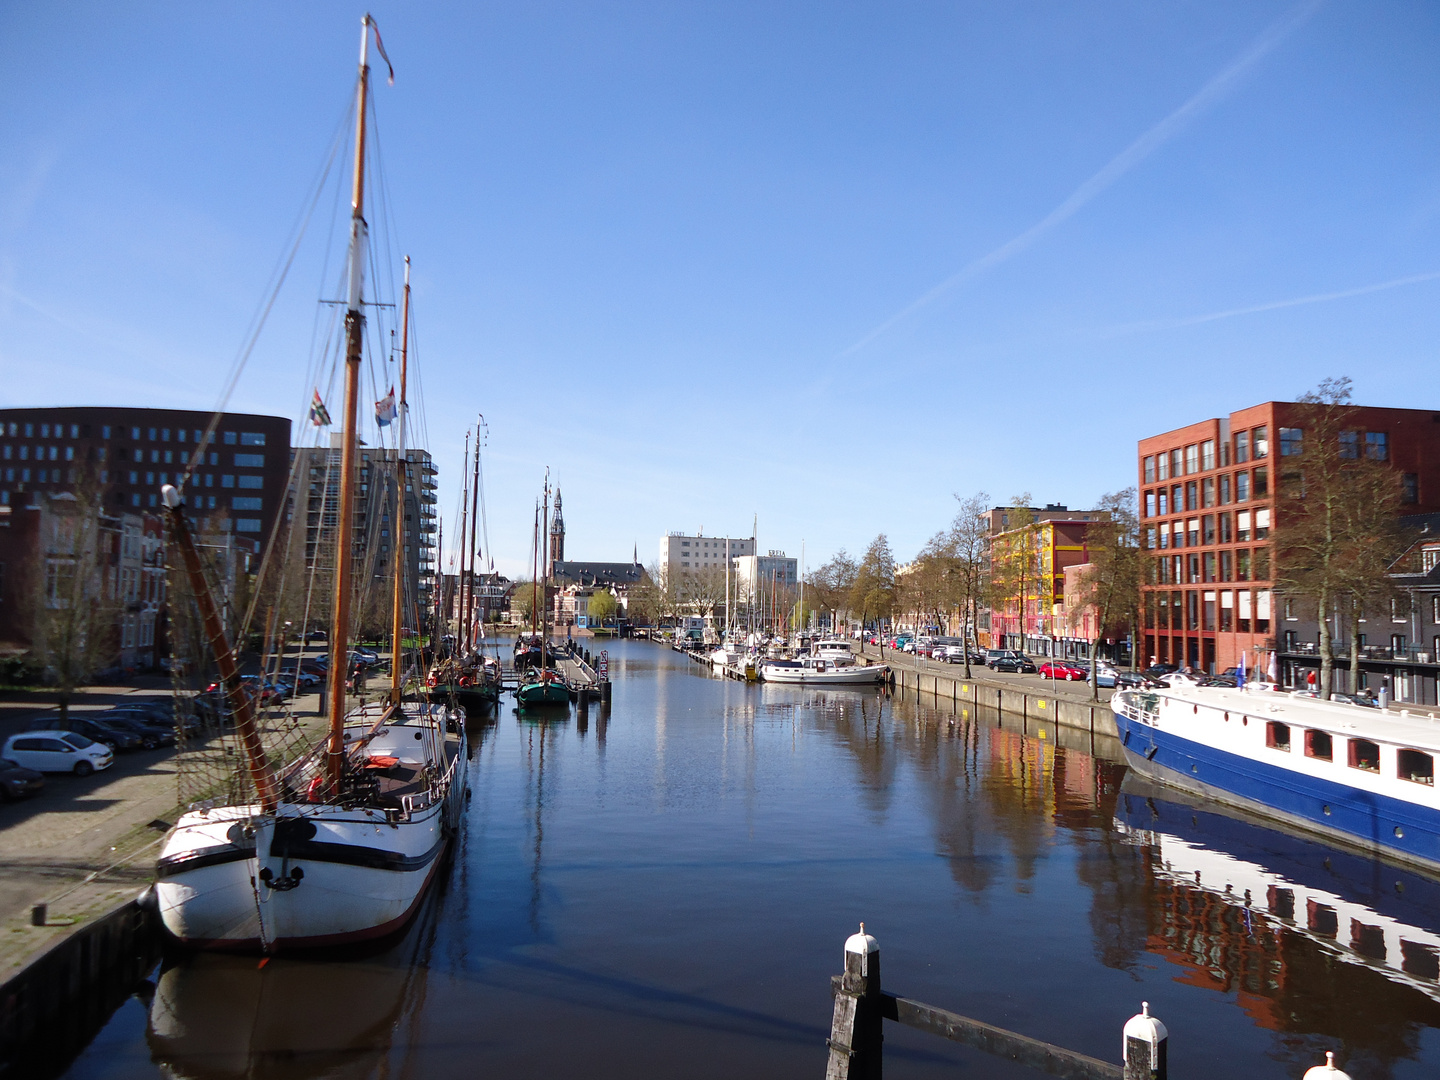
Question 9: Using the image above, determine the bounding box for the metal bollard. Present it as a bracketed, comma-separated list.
[826, 924, 883, 1080]
[1303, 1052, 1350, 1079]
[1123, 1002, 1167, 1080]
[31, 903, 47, 926]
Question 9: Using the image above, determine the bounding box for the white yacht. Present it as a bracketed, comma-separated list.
[759, 655, 887, 685]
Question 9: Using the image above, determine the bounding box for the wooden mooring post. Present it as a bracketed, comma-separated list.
[825, 926, 1151, 1080]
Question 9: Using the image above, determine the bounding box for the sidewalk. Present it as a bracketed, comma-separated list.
[858, 642, 1117, 708]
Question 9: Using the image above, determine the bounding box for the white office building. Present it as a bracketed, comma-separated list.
[659, 532, 755, 577]
[732, 552, 798, 603]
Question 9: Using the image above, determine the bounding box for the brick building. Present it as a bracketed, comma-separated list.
[988, 517, 1106, 656]
[1138, 402, 1440, 675]
[0, 407, 292, 556]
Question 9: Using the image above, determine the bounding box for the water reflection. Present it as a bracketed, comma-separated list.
[48, 642, 1440, 1079]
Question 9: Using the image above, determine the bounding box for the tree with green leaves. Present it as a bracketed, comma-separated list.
[1272, 377, 1408, 698]
[1069, 489, 1140, 699]
[849, 535, 897, 649]
[587, 589, 618, 623]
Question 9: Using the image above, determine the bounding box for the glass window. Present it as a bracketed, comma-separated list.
[234, 453, 264, 468]
[221, 475, 235, 488]
[1236, 472, 1250, 502]
[1187, 518, 1199, 547]
[240, 432, 266, 446]
[223, 431, 237, 445]
[1366, 432, 1389, 461]
[232, 497, 262, 510]
[1203, 515, 1215, 544]
[1254, 467, 1268, 497]
[1349, 739, 1380, 773]
[1220, 550, 1233, 581]
[1219, 512, 1232, 543]
[1403, 473, 1419, 504]
[235, 518, 262, 533]
[1339, 431, 1359, 460]
[1157, 453, 1170, 481]
[1253, 426, 1268, 458]
[1279, 427, 1303, 456]
[1170, 450, 1182, 479]
[1202, 477, 1215, 508]
[130, 426, 140, 439]
[1203, 553, 1216, 583]
[1266, 722, 1291, 751]
[1237, 549, 1251, 580]
[1157, 491, 1168, 516]
[39, 423, 49, 438]
[1144, 456, 1155, 483]
[1200, 440, 1215, 470]
[209, 452, 218, 466]
[1399, 749, 1434, 786]
[1254, 548, 1270, 580]
[161, 428, 170, 442]
[1183, 481, 1196, 510]
[1158, 526, 1169, 549]
[1185, 445, 1199, 475]
[148, 427, 156, 440]
[1235, 430, 1249, 463]
[1255, 508, 1270, 539]
[238, 475, 263, 489]
[1305, 730, 1333, 761]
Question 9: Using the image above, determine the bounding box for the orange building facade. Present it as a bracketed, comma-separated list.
[1138, 402, 1440, 675]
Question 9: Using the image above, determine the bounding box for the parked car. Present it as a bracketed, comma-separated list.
[1143, 663, 1178, 680]
[278, 666, 321, 689]
[1113, 670, 1150, 689]
[36, 716, 143, 753]
[98, 713, 177, 749]
[108, 702, 201, 738]
[1037, 661, 1087, 682]
[991, 654, 1037, 674]
[3, 731, 113, 775]
[0, 757, 45, 801]
[985, 649, 1024, 669]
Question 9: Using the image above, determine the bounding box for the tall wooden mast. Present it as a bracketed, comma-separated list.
[326, 13, 373, 788]
[388, 255, 411, 704]
[464, 416, 482, 652]
[456, 431, 470, 651]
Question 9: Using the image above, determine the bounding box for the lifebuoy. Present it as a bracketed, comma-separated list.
[426, 673, 437, 687]
[306, 776, 325, 803]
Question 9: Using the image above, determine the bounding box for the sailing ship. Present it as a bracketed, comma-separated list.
[516, 477, 570, 709]
[426, 422, 502, 714]
[153, 16, 466, 951]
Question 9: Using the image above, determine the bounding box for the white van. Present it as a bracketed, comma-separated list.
[3, 731, 114, 776]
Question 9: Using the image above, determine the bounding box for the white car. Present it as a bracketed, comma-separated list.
[3, 731, 114, 776]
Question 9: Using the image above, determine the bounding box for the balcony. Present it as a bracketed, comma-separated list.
[1280, 640, 1437, 665]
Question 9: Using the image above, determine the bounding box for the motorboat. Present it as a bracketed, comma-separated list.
[759, 656, 887, 685]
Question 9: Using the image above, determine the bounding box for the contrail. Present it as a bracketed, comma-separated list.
[838, 0, 1324, 358]
[1104, 269, 1440, 336]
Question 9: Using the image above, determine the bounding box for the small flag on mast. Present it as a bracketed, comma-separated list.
[309, 389, 332, 427]
[375, 386, 398, 426]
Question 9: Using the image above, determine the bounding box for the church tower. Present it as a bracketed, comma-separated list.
[549, 487, 565, 570]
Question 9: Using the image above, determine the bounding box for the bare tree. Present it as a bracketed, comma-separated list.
[849, 535, 897, 650]
[948, 492, 992, 677]
[1272, 378, 1408, 698]
[989, 496, 1040, 652]
[809, 550, 859, 632]
[31, 484, 122, 719]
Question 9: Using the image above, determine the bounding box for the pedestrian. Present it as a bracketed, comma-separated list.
[1306, 668, 1318, 690]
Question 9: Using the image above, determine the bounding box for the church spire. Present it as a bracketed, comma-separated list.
[548, 487, 565, 565]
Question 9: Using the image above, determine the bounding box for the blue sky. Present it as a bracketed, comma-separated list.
[4, 2, 1440, 578]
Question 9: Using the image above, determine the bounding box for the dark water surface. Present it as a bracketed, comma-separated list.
[59, 642, 1440, 1079]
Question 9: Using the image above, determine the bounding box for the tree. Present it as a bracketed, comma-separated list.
[510, 579, 538, 624]
[587, 590, 618, 623]
[626, 562, 677, 626]
[947, 492, 992, 677]
[30, 486, 122, 719]
[1069, 489, 1140, 699]
[849, 535, 897, 648]
[1272, 377, 1408, 698]
[809, 550, 859, 631]
[989, 495, 1041, 652]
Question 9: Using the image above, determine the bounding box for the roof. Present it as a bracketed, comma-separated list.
[551, 561, 646, 586]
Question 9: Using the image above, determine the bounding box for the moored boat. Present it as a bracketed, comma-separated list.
[759, 656, 887, 685]
[1111, 682, 1440, 875]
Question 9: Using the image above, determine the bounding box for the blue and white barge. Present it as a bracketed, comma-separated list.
[1112, 684, 1440, 875]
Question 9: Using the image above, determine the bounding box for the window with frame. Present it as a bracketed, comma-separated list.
[1339, 430, 1359, 460]
[1266, 722, 1291, 751]
[1157, 453, 1170, 481]
[1366, 432, 1389, 461]
[1200, 440, 1215, 470]
[1220, 550, 1233, 581]
[1253, 426, 1268, 458]
[1143, 456, 1155, 483]
[1348, 739, 1380, 773]
[1237, 549, 1251, 581]
[1235, 430, 1250, 463]
[234, 453, 263, 468]
[1202, 477, 1215, 508]
[1403, 473, 1418, 504]
[240, 433, 266, 446]
[1185, 444, 1199, 475]
[1236, 472, 1250, 502]
[1202, 515, 1215, 545]
[1185, 481, 1198, 511]
[1279, 427, 1303, 456]
[1145, 491, 1156, 517]
[1398, 748, 1434, 786]
[1305, 729, 1333, 761]
[1253, 467, 1268, 497]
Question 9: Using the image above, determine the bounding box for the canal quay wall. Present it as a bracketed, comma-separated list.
[858, 643, 1121, 738]
[0, 895, 160, 1080]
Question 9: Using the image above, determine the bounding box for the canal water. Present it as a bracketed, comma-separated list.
[55, 641, 1440, 1079]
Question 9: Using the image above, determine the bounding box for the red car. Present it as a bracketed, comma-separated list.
[1037, 661, 1087, 682]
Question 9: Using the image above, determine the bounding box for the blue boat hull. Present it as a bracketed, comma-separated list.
[1113, 708, 1440, 876]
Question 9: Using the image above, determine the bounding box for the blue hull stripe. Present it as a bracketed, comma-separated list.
[1114, 711, 1440, 871]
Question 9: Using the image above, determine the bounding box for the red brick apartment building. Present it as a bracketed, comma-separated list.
[1138, 402, 1440, 675]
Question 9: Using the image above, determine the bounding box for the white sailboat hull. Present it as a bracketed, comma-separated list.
[155, 800, 453, 949]
[759, 662, 887, 685]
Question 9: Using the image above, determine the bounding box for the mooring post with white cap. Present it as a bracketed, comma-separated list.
[826, 924, 883, 1080]
[1123, 1002, 1167, 1080]
[1303, 1051, 1351, 1080]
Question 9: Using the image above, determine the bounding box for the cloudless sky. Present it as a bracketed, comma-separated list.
[4, 2, 1440, 578]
